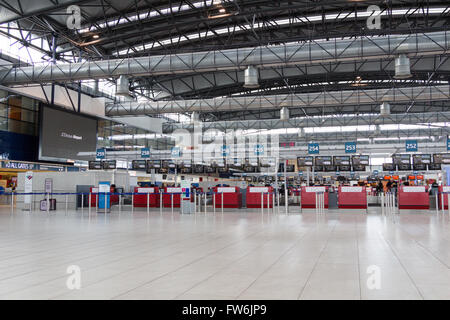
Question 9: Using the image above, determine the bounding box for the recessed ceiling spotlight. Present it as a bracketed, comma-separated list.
[93, 34, 100, 39]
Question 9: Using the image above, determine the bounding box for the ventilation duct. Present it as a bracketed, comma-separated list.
[244, 66, 259, 88]
[280, 107, 289, 121]
[380, 102, 391, 116]
[394, 54, 412, 79]
[116, 75, 130, 96]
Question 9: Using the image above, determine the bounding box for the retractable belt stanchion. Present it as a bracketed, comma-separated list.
[10, 192, 13, 214]
[46, 193, 50, 214]
[104, 192, 107, 215]
[81, 193, 84, 214]
[119, 193, 121, 214]
[131, 192, 134, 214]
[160, 191, 163, 215]
[213, 192, 216, 214]
[261, 192, 264, 215]
[89, 192, 91, 216]
[273, 192, 275, 215]
[266, 193, 269, 215]
[435, 193, 439, 215]
[171, 193, 174, 215]
[381, 193, 384, 216]
[194, 191, 197, 214]
[221, 192, 224, 215]
[277, 192, 280, 214]
[96, 193, 99, 211]
[448, 193, 450, 216]
[65, 194, 68, 215]
[204, 192, 207, 214]
[147, 192, 150, 215]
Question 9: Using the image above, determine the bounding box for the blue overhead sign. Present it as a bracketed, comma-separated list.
[254, 144, 264, 156]
[447, 137, 450, 151]
[345, 142, 357, 154]
[141, 148, 150, 158]
[405, 140, 418, 152]
[96, 148, 106, 159]
[222, 145, 230, 157]
[308, 143, 319, 154]
[171, 147, 181, 158]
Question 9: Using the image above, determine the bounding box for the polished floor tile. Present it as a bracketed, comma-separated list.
[0, 206, 449, 300]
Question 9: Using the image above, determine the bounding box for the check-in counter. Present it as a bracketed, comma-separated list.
[338, 186, 367, 209]
[133, 187, 160, 207]
[398, 185, 429, 210]
[163, 187, 182, 208]
[301, 186, 329, 209]
[438, 186, 450, 210]
[246, 187, 273, 208]
[214, 187, 242, 208]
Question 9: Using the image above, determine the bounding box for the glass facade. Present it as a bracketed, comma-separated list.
[0, 90, 39, 137]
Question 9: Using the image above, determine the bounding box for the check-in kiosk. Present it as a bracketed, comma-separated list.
[246, 186, 273, 208]
[301, 186, 329, 209]
[438, 186, 450, 210]
[90, 186, 116, 207]
[338, 186, 367, 209]
[398, 185, 429, 210]
[133, 187, 160, 207]
[163, 187, 182, 208]
[214, 186, 242, 208]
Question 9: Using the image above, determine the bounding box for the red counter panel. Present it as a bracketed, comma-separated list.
[133, 187, 160, 208]
[163, 187, 182, 208]
[338, 186, 367, 209]
[301, 186, 329, 209]
[214, 187, 242, 208]
[246, 187, 273, 208]
[398, 186, 429, 210]
[438, 186, 450, 210]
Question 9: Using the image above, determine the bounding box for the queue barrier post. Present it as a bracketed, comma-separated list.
[89, 192, 91, 216]
[221, 192, 224, 215]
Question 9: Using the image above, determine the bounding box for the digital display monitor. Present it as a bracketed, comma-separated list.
[352, 164, 366, 172]
[324, 165, 336, 172]
[383, 163, 395, 171]
[392, 154, 411, 165]
[413, 154, 431, 165]
[179, 161, 192, 174]
[88, 161, 103, 170]
[297, 156, 314, 167]
[315, 156, 332, 166]
[338, 165, 351, 172]
[314, 165, 324, 172]
[193, 164, 204, 174]
[132, 160, 147, 170]
[217, 166, 228, 174]
[413, 163, 427, 171]
[204, 166, 216, 174]
[244, 165, 257, 173]
[433, 153, 450, 164]
[352, 155, 370, 165]
[397, 163, 412, 171]
[102, 160, 116, 170]
[39, 105, 97, 161]
[429, 163, 442, 170]
[334, 156, 351, 166]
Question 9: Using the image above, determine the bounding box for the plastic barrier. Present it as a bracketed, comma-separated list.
[133, 187, 160, 207]
[213, 187, 242, 208]
[398, 185, 429, 210]
[301, 186, 329, 209]
[163, 187, 182, 208]
[338, 186, 367, 209]
[246, 187, 273, 208]
[438, 186, 450, 210]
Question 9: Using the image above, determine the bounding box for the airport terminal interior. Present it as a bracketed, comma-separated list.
[0, 0, 449, 301]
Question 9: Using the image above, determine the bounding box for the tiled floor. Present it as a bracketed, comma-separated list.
[0, 206, 449, 300]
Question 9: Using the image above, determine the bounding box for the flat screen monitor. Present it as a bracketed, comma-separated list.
[413, 154, 431, 165]
[392, 154, 411, 165]
[315, 156, 332, 166]
[102, 160, 116, 170]
[433, 153, 450, 164]
[88, 161, 102, 170]
[334, 156, 351, 166]
[297, 156, 314, 167]
[383, 163, 395, 171]
[352, 164, 366, 172]
[39, 105, 97, 161]
[352, 155, 370, 166]
[132, 160, 147, 170]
